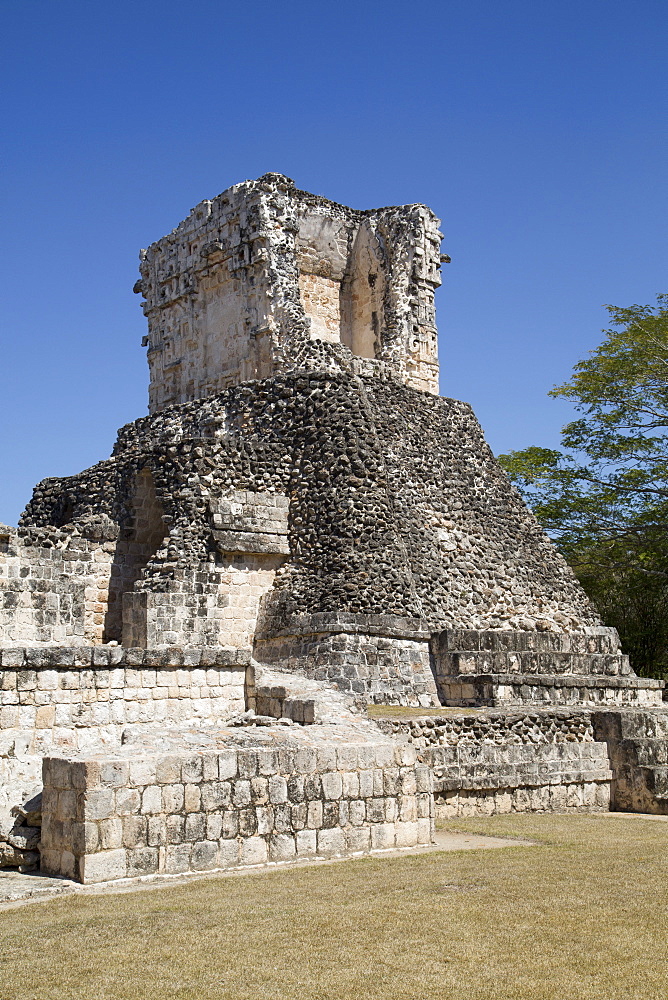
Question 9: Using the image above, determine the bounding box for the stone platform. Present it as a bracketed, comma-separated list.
[374, 704, 668, 818]
[431, 630, 664, 708]
[1, 644, 666, 881]
[40, 718, 433, 884]
[375, 707, 612, 818]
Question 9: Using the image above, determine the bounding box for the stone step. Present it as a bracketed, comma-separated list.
[439, 673, 664, 709]
[592, 709, 668, 741]
[434, 629, 621, 655]
[436, 650, 632, 678]
[583, 709, 668, 814]
[0, 646, 252, 668]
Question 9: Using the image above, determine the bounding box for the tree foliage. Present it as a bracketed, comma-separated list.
[499, 295, 668, 678]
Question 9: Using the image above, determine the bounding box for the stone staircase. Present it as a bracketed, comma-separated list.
[592, 709, 668, 814]
[430, 630, 665, 708]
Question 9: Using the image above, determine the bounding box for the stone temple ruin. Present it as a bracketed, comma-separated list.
[1, 173, 666, 882]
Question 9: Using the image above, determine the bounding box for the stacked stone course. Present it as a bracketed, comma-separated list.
[430, 630, 662, 707]
[592, 709, 668, 814]
[376, 708, 612, 818]
[41, 729, 433, 883]
[0, 525, 115, 647]
[0, 647, 248, 734]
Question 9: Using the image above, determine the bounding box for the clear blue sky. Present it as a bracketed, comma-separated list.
[1, 0, 666, 525]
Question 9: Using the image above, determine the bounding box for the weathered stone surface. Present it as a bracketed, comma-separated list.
[3, 177, 612, 661]
[1, 174, 667, 877]
[40, 720, 434, 883]
[592, 709, 668, 814]
[430, 629, 662, 708]
[136, 173, 442, 411]
[12, 374, 608, 657]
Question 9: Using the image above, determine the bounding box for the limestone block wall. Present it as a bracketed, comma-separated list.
[0, 730, 43, 868]
[430, 629, 664, 708]
[298, 273, 341, 343]
[104, 468, 168, 643]
[377, 708, 612, 818]
[40, 734, 433, 883]
[253, 613, 439, 707]
[0, 646, 249, 862]
[293, 190, 442, 392]
[592, 709, 668, 814]
[7, 481, 288, 652]
[0, 526, 114, 647]
[431, 743, 612, 817]
[0, 647, 248, 735]
[210, 491, 290, 557]
[457, 675, 664, 708]
[123, 555, 284, 649]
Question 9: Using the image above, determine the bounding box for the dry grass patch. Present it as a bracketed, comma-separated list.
[366, 704, 481, 719]
[0, 814, 666, 1000]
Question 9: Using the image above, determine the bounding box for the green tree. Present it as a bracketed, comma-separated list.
[499, 295, 668, 678]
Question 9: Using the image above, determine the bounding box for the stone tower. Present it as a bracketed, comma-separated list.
[135, 173, 444, 412]
[0, 175, 666, 884]
[1, 172, 662, 714]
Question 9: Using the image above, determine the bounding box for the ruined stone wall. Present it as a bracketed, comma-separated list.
[1, 467, 172, 648]
[105, 469, 167, 642]
[591, 709, 668, 814]
[136, 174, 299, 411]
[377, 709, 612, 818]
[293, 191, 442, 392]
[136, 174, 443, 413]
[0, 647, 248, 736]
[0, 526, 115, 647]
[431, 742, 612, 817]
[428, 629, 664, 708]
[363, 378, 600, 632]
[18, 371, 605, 662]
[0, 647, 249, 867]
[253, 614, 438, 707]
[122, 555, 285, 649]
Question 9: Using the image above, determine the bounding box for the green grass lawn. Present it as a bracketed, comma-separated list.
[0, 814, 666, 1000]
